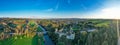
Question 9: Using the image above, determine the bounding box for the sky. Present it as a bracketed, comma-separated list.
[0, 0, 120, 19]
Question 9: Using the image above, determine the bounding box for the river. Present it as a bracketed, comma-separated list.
[39, 25, 55, 45]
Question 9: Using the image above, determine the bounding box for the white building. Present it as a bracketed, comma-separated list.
[66, 33, 75, 40]
[55, 28, 75, 40]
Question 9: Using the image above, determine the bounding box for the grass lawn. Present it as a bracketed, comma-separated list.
[0, 21, 44, 45]
[0, 35, 44, 45]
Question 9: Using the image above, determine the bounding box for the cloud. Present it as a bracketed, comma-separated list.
[78, 6, 119, 19]
[43, 8, 54, 12]
[67, 0, 71, 4]
[54, 2, 59, 10]
[79, 0, 120, 19]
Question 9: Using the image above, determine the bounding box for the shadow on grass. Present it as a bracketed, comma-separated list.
[0, 37, 15, 45]
[32, 34, 44, 45]
[32, 35, 38, 45]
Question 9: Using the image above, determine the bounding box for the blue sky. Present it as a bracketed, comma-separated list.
[0, 0, 120, 18]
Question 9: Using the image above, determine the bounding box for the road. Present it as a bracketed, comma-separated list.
[117, 20, 120, 45]
[39, 25, 55, 45]
[118, 38, 120, 45]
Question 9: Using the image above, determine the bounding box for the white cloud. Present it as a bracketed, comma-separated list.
[43, 8, 54, 12]
[89, 6, 120, 19]
[54, 3, 59, 10]
[80, 0, 120, 19]
[67, 0, 71, 4]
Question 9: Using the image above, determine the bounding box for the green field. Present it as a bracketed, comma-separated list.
[0, 27, 44, 45]
[0, 35, 44, 45]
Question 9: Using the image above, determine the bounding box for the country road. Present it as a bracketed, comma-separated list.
[118, 38, 120, 45]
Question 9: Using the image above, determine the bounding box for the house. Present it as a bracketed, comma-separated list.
[66, 33, 75, 40]
[87, 29, 97, 32]
[55, 28, 75, 40]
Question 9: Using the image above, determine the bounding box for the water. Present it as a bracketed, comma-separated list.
[39, 25, 54, 45]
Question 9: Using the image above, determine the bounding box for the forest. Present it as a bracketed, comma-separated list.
[38, 19, 119, 45]
[0, 18, 119, 45]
